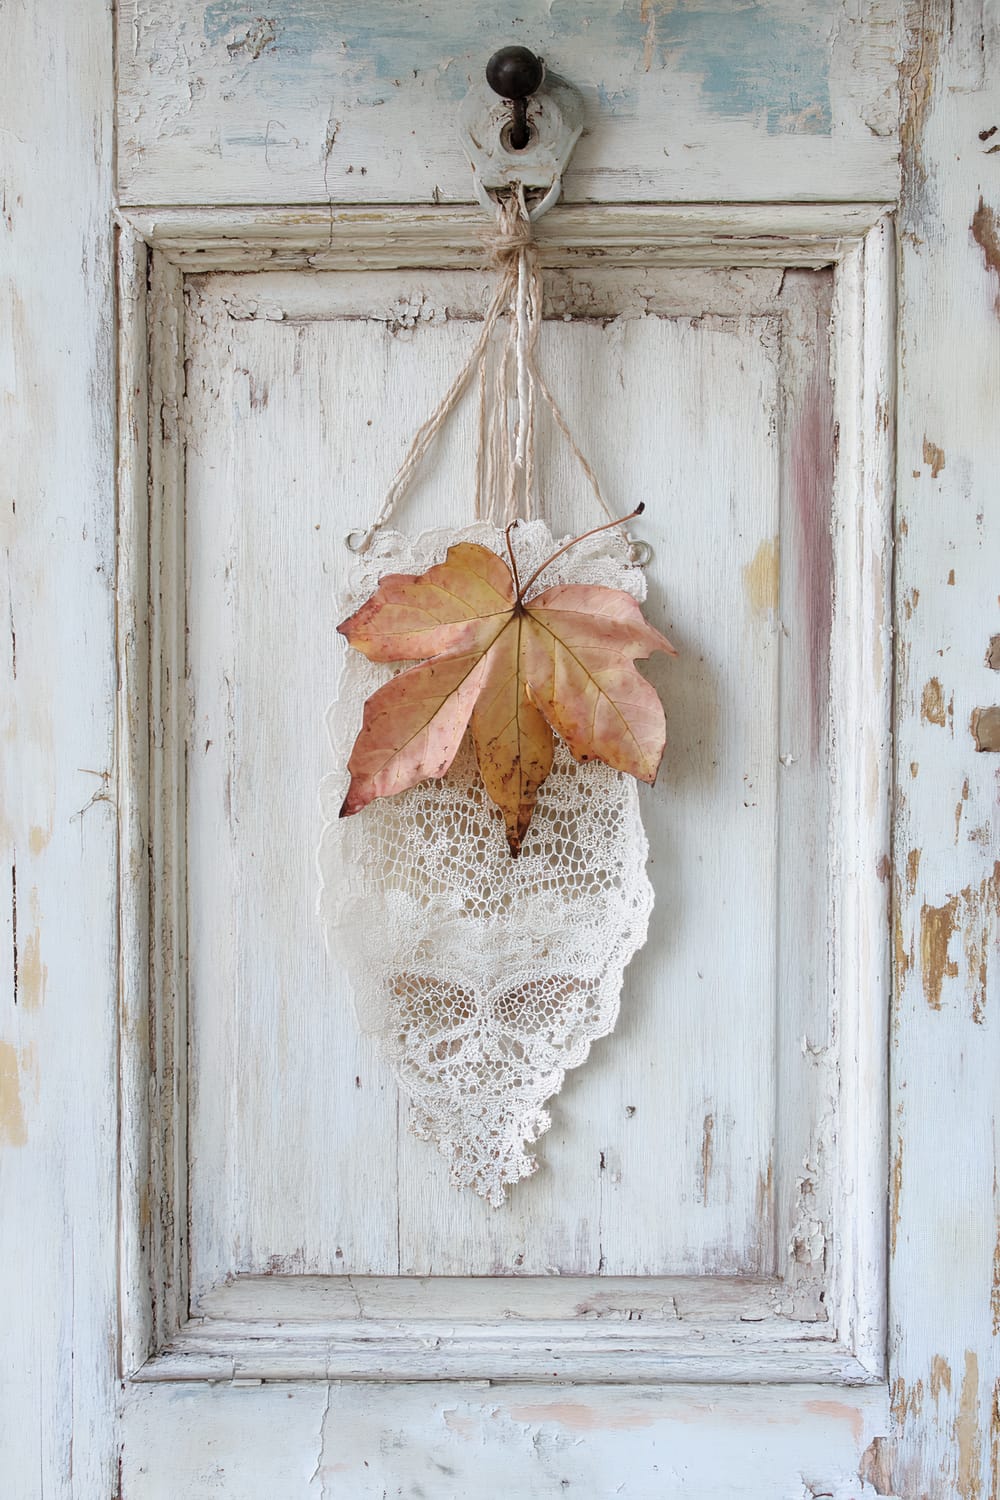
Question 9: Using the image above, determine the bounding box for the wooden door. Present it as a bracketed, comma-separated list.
[4, 4, 1000, 1497]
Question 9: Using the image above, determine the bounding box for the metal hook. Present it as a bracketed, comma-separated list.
[485, 46, 545, 152]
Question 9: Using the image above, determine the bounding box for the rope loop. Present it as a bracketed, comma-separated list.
[347, 183, 624, 551]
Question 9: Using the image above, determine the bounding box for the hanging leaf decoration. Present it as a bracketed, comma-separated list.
[338, 509, 677, 855]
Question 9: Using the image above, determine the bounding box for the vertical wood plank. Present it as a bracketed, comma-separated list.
[886, 2, 1000, 1492]
[0, 1, 118, 1493]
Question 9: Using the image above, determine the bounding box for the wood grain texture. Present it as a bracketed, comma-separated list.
[177, 265, 834, 1294]
[116, 0, 903, 207]
[883, 2, 1000, 1494]
[120, 1380, 893, 1498]
[0, 2, 119, 1496]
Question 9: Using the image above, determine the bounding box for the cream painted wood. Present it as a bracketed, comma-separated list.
[120, 1382, 895, 1499]
[882, 2, 1000, 1494]
[117, 0, 903, 208]
[0, 2, 119, 1497]
[8, 2, 1000, 1495]
[115, 206, 891, 1409]
[181, 263, 793, 1286]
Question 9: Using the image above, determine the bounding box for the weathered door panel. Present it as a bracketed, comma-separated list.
[5, 2, 1000, 1497]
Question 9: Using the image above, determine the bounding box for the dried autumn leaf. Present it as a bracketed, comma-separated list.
[338, 515, 677, 855]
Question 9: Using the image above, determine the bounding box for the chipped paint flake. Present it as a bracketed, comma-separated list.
[920, 676, 949, 728]
[971, 196, 1000, 313]
[919, 896, 959, 1009]
[931, 1354, 953, 1405]
[922, 437, 945, 477]
[971, 706, 1000, 752]
[955, 1351, 983, 1500]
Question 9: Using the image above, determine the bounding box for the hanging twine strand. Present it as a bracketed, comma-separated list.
[350, 189, 616, 552]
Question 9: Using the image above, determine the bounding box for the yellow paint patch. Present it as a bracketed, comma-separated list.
[0, 1040, 27, 1147]
[955, 1350, 982, 1500]
[920, 897, 959, 1009]
[28, 824, 51, 856]
[19, 927, 47, 1010]
[743, 537, 779, 616]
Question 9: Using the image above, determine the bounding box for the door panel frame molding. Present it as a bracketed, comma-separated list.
[115, 203, 893, 1386]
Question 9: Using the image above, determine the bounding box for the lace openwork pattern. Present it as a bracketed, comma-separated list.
[318, 521, 655, 1205]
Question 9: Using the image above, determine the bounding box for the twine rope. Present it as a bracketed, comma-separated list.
[353, 191, 615, 551]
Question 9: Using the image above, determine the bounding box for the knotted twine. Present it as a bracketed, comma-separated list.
[351, 189, 615, 552]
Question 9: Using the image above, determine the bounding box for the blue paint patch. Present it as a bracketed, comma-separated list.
[203, 2, 515, 101]
[202, 1, 831, 134]
[610, 0, 832, 135]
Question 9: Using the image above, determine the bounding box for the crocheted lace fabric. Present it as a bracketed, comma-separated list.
[318, 521, 655, 1205]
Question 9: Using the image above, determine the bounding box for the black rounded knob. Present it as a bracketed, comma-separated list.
[486, 46, 544, 101]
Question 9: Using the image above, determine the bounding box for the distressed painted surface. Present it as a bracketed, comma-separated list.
[0, 2, 119, 1498]
[6, 0, 999, 1494]
[179, 266, 833, 1293]
[121, 1381, 894, 1499]
[117, 0, 902, 205]
[886, 1, 1000, 1495]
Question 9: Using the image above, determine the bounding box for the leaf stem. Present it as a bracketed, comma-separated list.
[504, 520, 522, 600]
[515, 504, 646, 604]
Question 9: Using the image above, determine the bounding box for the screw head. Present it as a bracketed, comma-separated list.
[486, 46, 545, 101]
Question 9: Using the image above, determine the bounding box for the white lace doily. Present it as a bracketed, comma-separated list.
[317, 520, 656, 1205]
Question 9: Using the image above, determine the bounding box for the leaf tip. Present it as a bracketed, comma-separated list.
[339, 789, 361, 818]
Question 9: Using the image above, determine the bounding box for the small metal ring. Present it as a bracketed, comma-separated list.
[628, 537, 653, 567]
[345, 528, 373, 553]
